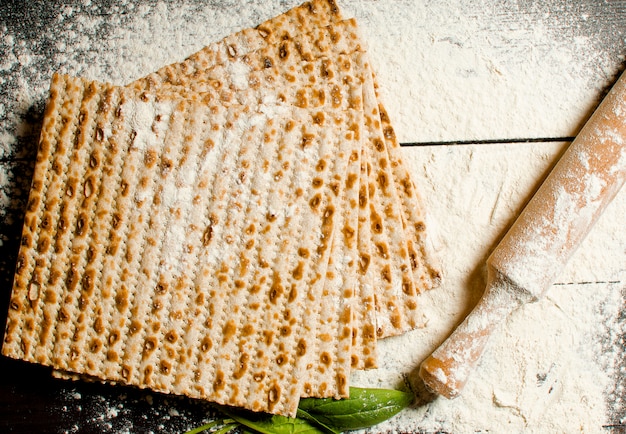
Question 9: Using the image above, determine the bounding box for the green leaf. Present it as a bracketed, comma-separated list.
[214, 423, 241, 434]
[295, 408, 340, 434]
[218, 405, 326, 434]
[184, 418, 238, 434]
[296, 387, 414, 432]
[188, 387, 413, 434]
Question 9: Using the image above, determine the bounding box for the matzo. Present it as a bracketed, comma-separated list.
[130, 4, 440, 339]
[138, 44, 376, 396]
[128, 9, 378, 383]
[2, 0, 442, 418]
[2, 72, 364, 416]
[130, 31, 366, 384]
[55, 54, 373, 397]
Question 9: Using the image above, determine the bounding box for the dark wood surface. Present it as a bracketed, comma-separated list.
[1, 1, 625, 432]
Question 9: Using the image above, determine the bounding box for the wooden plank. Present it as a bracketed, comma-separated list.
[345, 0, 626, 142]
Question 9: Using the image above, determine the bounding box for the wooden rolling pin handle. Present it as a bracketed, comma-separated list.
[420, 70, 626, 399]
[419, 267, 534, 399]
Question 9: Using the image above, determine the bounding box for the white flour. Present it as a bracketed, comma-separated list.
[345, 0, 625, 143]
[351, 142, 626, 433]
[1, 0, 624, 432]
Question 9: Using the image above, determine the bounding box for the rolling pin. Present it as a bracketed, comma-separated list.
[419, 70, 626, 399]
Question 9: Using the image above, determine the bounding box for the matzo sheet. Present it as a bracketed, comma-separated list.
[130, 5, 440, 339]
[2, 0, 441, 417]
[2, 72, 363, 416]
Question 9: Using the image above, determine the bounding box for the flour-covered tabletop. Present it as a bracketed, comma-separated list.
[1, 1, 625, 432]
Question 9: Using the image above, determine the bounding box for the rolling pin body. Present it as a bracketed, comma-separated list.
[419, 71, 626, 399]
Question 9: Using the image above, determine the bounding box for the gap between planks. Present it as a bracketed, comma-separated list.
[400, 136, 575, 147]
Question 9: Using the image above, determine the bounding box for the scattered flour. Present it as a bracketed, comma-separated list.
[350, 142, 626, 433]
[1, 0, 625, 433]
[344, 0, 626, 143]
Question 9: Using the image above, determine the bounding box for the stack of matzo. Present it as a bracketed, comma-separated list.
[2, 0, 441, 417]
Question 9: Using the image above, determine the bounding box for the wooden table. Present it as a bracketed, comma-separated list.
[1, 1, 624, 432]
